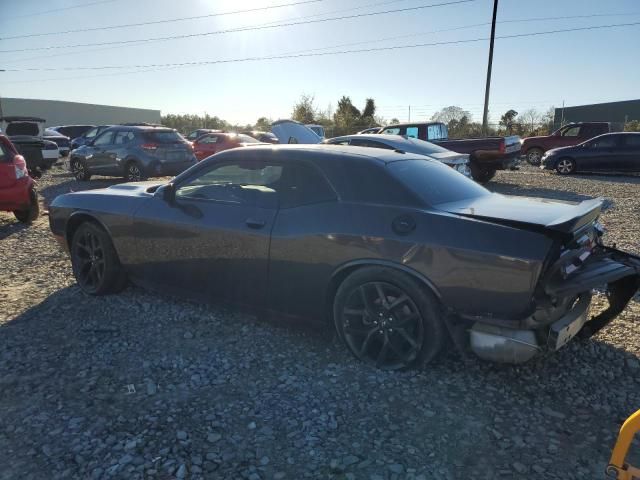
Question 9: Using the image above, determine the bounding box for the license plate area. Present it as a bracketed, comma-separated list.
[547, 294, 590, 350]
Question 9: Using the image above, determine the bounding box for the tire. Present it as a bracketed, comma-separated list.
[333, 267, 445, 370]
[555, 157, 576, 175]
[13, 188, 40, 224]
[70, 222, 127, 295]
[71, 158, 91, 181]
[470, 163, 496, 183]
[124, 160, 146, 182]
[526, 148, 544, 165]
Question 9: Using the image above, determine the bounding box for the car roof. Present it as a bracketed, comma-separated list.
[329, 134, 413, 146]
[217, 143, 430, 164]
[0, 116, 46, 123]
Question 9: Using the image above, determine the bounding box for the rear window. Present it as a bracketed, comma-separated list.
[143, 130, 183, 143]
[6, 122, 39, 136]
[236, 134, 260, 144]
[406, 138, 450, 155]
[388, 159, 489, 205]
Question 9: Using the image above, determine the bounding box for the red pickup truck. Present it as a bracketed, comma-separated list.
[521, 122, 610, 164]
[377, 122, 521, 183]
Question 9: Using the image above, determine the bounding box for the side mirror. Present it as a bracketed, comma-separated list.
[161, 183, 175, 204]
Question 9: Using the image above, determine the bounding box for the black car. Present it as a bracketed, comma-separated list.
[50, 125, 94, 140]
[49, 145, 640, 370]
[543, 132, 640, 174]
[70, 125, 113, 150]
[69, 125, 196, 181]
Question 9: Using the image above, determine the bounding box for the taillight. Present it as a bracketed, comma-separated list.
[14, 155, 27, 179]
[499, 140, 506, 154]
[141, 143, 158, 151]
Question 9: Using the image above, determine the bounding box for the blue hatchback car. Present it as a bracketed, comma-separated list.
[69, 125, 196, 181]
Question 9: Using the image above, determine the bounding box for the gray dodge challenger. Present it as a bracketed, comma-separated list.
[49, 145, 640, 369]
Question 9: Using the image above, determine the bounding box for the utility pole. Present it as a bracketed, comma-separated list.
[408, 105, 411, 122]
[482, 0, 498, 136]
[560, 100, 565, 126]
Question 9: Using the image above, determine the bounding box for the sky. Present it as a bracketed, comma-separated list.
[1, 0, 639, 125]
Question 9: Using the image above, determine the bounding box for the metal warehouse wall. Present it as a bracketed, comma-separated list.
[0, 98, 161, 128]
[553, 99, 640, 129]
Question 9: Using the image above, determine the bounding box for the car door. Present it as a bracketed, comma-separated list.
[556, 125, 582, 148]
[131, 153, 280, 309]
[108, 130, 136, 174]
[580, 135, 621, 172]
[87, 130, 116, 173]
[618, 134, 640, 172]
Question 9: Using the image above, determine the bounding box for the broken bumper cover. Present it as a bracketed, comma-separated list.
[469, 247, 640, 363]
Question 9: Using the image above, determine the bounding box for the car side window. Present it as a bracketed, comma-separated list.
[93, 131, 115, 146]
[175, 161, 281, 207]
[114, 131, 135, 145]
[0, 143, 8, 163]
[622, 135, 640, 147]
[590, 136, 618, 149]
[329, 140, 350, 145]
[277, 163, 337, 209]
[84, 128, 98, 139]
[406, 126, 419, 139]
[382, 127, 401, 135]
[562, 126, 580, 137]
[198, 136, 218, 144]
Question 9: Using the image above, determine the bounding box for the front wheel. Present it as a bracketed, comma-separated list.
[333, 267, 445, 370]
[14, 188, 40, 224]
[556, 158, 576, 175]
[526, 148, 544, 165]
[124, 161, 146, 182]
[71, 158, 91, 181]
[71, 222, 127, 295]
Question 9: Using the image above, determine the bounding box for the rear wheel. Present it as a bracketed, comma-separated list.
[124, 161, 146, 182]
[333, 267, 445, 370]
[71, 222, 127, 295]
[14, 188, 40, 224]
[71, 158, 91, 181]
[556, 157, 576, 175]
[470, 163, 497, 183]
[526, 148, 544, 165]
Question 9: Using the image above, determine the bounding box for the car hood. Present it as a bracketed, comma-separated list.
[545, 145, 581, 156]
[436, 193, 602, 234]
[522, 135, 550, 145]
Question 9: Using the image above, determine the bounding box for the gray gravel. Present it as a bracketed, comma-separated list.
[1, 165, 639, 479]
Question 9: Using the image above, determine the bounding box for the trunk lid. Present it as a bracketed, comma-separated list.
[437, 193, 602, 234]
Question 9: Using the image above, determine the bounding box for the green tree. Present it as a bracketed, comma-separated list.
[254, 117, 272, 131]
[333, 96, 362, 135]
[389, 118, 400, 125]
[431, 106, 471, 124]
[624, 120, 640, 132]
[291, 94, 316, 124]
[499, 109, 518, 133]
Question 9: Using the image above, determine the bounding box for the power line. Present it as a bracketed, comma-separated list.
[0, 0, 475, 53]
[6, 0, 117, 19]
[3, 20, 639, 73]
[0, 0, 325, 40]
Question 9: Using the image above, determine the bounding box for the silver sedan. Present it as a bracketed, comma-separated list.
[323, 134, 472, 178]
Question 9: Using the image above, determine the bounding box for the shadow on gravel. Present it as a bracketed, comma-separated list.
[0, 219, 30, 240]
[571, 172, 640, 185]
[38, 175, 125, 207]
[1, 282, 638, 478]
[489, 182, 595, 203]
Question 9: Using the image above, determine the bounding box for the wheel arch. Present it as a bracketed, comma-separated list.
[324, 259, 442, 323]
[65, 212, 115, 251]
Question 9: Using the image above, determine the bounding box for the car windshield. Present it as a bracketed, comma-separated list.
[388, 159, 489, 205]
[143, 130, 184, 143]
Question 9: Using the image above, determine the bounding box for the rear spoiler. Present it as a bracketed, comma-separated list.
[545, 198, 603, 233]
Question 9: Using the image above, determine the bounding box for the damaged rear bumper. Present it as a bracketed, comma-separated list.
[466, 247, 640, 364]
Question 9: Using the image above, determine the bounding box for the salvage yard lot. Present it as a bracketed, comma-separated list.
[1, 165, 639, 479]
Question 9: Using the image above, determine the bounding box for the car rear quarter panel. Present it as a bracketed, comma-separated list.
[268, 202, 553, 323]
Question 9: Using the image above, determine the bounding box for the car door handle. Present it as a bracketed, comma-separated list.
[246, 218, 266, 229]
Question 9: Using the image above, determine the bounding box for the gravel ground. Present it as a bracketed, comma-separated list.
[1, 164, 639, 480]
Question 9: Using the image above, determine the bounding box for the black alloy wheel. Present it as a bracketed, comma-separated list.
[334, 267, 445, 370]
[556, 158, 576, 175]
[125, 162, 144, 182]
[71, 159, 91, 181]
[71, 222, 127, 295]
